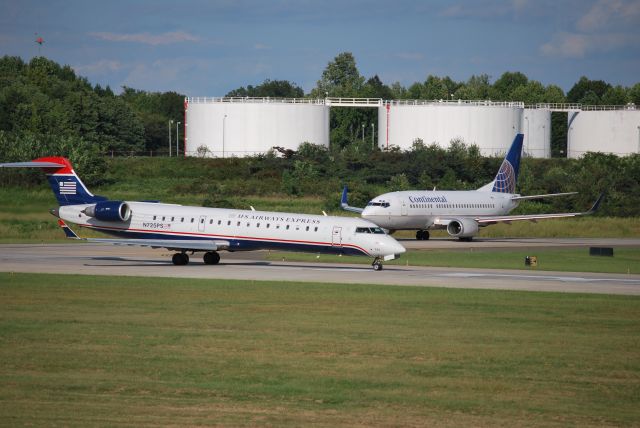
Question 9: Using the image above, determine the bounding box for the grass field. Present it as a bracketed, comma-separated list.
[267, 247, 640, 274]
[1, 273, 639, 426]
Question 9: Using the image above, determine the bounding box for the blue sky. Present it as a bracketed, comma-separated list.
[2, 0, 639, 96]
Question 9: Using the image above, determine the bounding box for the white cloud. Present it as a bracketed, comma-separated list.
[577, 0, 640, 32]
[254, 43, 271, 50]
[540, 31, 633, 58]
[73, 59, 125, 75]
[89, 31, 200, 45]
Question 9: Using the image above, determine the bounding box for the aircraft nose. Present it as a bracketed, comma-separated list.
[393, 240, 406, 255]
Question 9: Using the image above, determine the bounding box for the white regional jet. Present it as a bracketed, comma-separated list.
[0, 157, 405, 270]
[342, 134, 604, 241]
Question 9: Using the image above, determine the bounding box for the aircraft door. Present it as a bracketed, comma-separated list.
[331, 226, 342, 247]
[198, 215, 207, 232]
[401, 200, 408, 216]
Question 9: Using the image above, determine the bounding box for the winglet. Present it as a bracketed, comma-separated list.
[340, 186, 364, 214]
[57, 219, 81, 239]
[586, 193, 605, 214]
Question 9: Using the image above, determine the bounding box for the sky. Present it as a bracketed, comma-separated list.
[1, 0, 639, 96]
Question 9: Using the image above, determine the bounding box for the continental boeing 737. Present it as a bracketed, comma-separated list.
[342, 134, 603, 241]
[0, 157, 405, 270]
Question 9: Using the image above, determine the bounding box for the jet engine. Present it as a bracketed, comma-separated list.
[446, 218, 479, 238]
[83, 201, 131, 222]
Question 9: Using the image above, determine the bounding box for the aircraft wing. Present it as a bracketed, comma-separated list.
[58, 220, 230, 251]
[340, 186, 364, 214]
[511, 192, 578, 201]
[476, 193, 604, 225]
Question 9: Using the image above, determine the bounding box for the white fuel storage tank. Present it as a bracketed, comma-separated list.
[378, 100, 525, 156]
[185, 98, 329, 157]
[522, 108, 551, 158]
[567, 107, 640, 158]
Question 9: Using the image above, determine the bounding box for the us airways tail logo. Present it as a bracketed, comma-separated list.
[59, 181, 77, 195]
[492, 160, 516, 193]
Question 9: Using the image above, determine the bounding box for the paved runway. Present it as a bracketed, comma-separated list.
[399, 237, 640, 250]
[1, 243, 639, 295]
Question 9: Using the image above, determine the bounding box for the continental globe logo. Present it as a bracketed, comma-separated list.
[492, 160, 516, 193]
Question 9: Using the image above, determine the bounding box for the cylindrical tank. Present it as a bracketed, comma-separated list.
[378, 100, 524, 156]
[567, 108, 640, 158]
[185, 98, 329, 157]
[522, 108, 551, 158]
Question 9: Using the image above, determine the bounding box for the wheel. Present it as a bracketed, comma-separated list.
[373, 262, 383, 271]
[416, 230, 423, 240]
[458, 237, 473, 242]
[423, 230, 430, 240]
[172, 253, 189, 265]
[203, 251, 220, 265]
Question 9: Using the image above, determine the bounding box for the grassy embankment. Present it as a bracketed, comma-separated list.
[1, 273, 639, 426]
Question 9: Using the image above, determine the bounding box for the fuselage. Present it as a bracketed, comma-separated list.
[59, 202, 406, 259]
[362, 190, 519, 230]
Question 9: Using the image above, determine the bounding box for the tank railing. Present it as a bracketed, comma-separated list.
[325, 97, 383, 106]
[385, 100, 525, 108]
[186, 97, 326, 105]
[532, 103, 637, 111]
[186, 97, 636, 111]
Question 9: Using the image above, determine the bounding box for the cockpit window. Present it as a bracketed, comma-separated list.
[366, 201, 390, 208]
[356, 227, 386, 234]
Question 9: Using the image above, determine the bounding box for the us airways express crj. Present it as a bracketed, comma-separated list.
[0, 157, 405, 270]
[342, 134, 603, 241]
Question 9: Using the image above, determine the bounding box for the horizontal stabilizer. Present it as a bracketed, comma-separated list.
[0, 161, 66, 168]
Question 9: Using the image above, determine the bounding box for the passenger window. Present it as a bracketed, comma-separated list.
[218, 220, 221, 225]
[191, 218, 194, 223]
[209, 219, 213, 224]
[171, 217, 175, 221]
[305, 226, 309, 231]
[162, 216, 165, 221]
[267, 224, 270, 228]
[153, 215, 156, 220]
[227, 220, 231, 226]
[257, 223, 260, 228]
[181, 217, 184, 222]
[314, 227, 318, 232]
[201, 218, 204, 224]
[237, 221, 240, 226]
[286, 225, 290, 230]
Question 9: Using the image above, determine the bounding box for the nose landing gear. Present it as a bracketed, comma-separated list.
[372, 258, 384, 271]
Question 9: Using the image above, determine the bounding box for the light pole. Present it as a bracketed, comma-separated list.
[168, 120, 173, 157]
[222, 114, 227, 158]
[361, 123, 365, 142]
[637, 126, 640, 154]
[542, 124, 546, 158]
[371, 123, 375, 150]
[176, 121, 181, 157]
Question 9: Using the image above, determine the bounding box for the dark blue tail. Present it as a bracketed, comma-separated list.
[491, 134, 524, 194]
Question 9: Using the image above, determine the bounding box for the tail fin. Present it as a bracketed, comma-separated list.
[0, 157, 106, 206]
[477, 134, 524, 193]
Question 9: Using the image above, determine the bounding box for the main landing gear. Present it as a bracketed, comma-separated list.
[416, 230, 430, 240]
[171, 251, 221, 265]
[172, 252, 190, 265]
[203, 251, 221, 265]
[372, 258, 384, 271]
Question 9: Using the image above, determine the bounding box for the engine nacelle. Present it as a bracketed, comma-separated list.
[446, 218, 479, 238]
[83, 201, 131, 222]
